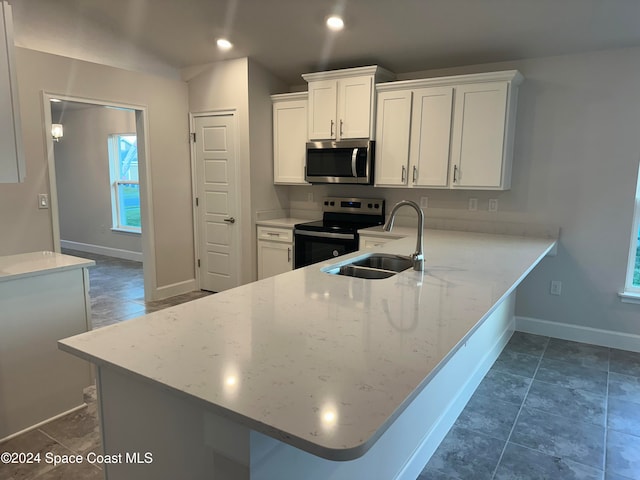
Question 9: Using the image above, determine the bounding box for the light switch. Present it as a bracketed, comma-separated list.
[38, 194, 49, 209]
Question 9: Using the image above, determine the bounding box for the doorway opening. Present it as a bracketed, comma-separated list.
[43, 93, 156, 310]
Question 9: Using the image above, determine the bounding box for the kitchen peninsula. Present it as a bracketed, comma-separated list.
[1, 251, 93, 441]
[60, 229, 556, 479]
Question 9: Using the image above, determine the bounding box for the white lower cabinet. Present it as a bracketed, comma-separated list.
[257, 226, 294, 279]
[359, 234, 395, 250]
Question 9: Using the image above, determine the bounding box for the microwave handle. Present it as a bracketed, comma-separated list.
[351, 148, 358, 177]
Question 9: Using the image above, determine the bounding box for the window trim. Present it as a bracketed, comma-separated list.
[620, 168, 640, 303]
[108, 133, 141, 233]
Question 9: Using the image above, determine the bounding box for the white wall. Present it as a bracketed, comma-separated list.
[290, 46, 640, 337]
[0, 48, 193, 295]
[54, 106, 142, 255]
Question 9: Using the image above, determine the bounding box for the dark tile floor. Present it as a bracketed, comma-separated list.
[419, 332, 640, 480]
[0, 251, 211, 480]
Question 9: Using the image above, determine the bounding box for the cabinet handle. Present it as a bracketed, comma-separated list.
[340, 119, 344, 137]
[412, 165, 418, 183]
[287, 247, 291, 263]
[401, 165, 406, 183]
[453, 165, 458, 183]
[330, 120, 334, 137]
[267, 232, 279, 237]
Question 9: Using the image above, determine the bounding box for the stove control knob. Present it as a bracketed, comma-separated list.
[324, 201, 329, 205]
[332, 250, 339, 257]
[368, 203, 373, 208]
[374, 203, 380, 209]
[330, 201, 335, 206]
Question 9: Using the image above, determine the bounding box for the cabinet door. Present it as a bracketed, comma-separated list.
[410, 86, 453, 188]
[0, 2, 25, 183]
[257, 241, 293, 280]
[308, 80, 337, 140]
[338, 75, 373, 139]
[450, 82, 508, 189]
[273, 98, 307, 184]
[374, 90, 412, 186]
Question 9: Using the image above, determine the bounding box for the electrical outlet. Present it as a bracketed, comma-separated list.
[38, 193, 49, 209]
[468, 198, 478, 211]
[550, 280, 562, 296]
[420, 196, 428, 209]
[307, 192, 313, 202]
[488, 199, 498, 212]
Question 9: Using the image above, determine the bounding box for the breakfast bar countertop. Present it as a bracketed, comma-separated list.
[0, 251, 94, 283]
[59, 229, 556, 461]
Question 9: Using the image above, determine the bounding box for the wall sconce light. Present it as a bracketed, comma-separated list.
[51, 123, 64, 142]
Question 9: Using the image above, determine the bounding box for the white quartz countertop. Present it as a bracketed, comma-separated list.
[59, 230, 555, 461]
[0, 251, 94, 283]
[256, 217, 314, 228]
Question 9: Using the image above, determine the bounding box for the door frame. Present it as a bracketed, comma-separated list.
[42, 91, 157, 301]
[189, 109, 242, 291]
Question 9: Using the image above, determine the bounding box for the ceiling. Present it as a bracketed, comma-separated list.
[10, 0, 640, 84]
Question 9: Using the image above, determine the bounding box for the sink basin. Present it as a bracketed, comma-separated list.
[337, 265, 396, 279]
[323, 253, 413, 279]
[350, 254, 413, 272]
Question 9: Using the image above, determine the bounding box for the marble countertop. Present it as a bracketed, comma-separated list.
[0, 251, 95, 283]
[59, 230, 555, 461]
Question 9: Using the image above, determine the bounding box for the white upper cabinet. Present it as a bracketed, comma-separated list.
[375, 71, 522, 190]
[374, 89, 412, 186]
[0, 1, 25, 183]
[410, 87, 454, 188]
[303, 66, 394, 141]
[272, 92, 308, 185]
[449, 80, 516, 189]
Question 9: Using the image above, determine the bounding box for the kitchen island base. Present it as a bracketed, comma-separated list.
[95, 292, 515, 480]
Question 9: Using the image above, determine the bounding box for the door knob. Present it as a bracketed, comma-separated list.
[223, 217, 236, 224]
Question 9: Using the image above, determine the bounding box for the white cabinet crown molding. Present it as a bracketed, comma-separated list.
[302, 65, 395, 83]
[376, 70, 523, 92]
[271, 91, 308, 101]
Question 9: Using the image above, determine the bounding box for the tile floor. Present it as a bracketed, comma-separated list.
[419, 332, 640, 480]
[1, 252, 639, 479]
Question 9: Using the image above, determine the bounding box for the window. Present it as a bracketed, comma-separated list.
[622, 164, 640, 302]
[108, 134, 140, 233]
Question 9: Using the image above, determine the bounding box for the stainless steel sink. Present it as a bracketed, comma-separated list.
[349, 254, 413, 272]
[323, 253, 413, 279]
[337, 265, 397, 279]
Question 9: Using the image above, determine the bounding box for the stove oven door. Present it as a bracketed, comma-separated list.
[293, 230, 358, 268]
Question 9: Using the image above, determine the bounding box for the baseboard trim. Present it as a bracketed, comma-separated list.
[154, 279, 197, 301]
[61, 240, 143, 262]
[515, 316, 640, 353]
[0, 403, 87, 444]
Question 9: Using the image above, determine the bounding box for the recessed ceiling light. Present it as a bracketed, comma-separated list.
[216, 38, 233, 50]
[326, 15, 344, 31]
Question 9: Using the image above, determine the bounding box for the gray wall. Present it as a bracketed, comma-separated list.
[290, 45, 640, 336]
[0, 48, 193, 295]
[54, 106, 141, 255]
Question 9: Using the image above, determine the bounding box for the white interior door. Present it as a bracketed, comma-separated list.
[194, 113, 239, 292]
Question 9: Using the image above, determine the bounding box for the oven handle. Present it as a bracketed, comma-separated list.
[294, 229, 356, 240]
[351, 148, 358, 177]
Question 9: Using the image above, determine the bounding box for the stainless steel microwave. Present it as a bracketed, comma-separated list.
[305, 140, 374, 184]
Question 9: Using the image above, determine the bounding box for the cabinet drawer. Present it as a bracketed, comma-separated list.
[257, 226, 293, 243]
[359, 236, 393, 249]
